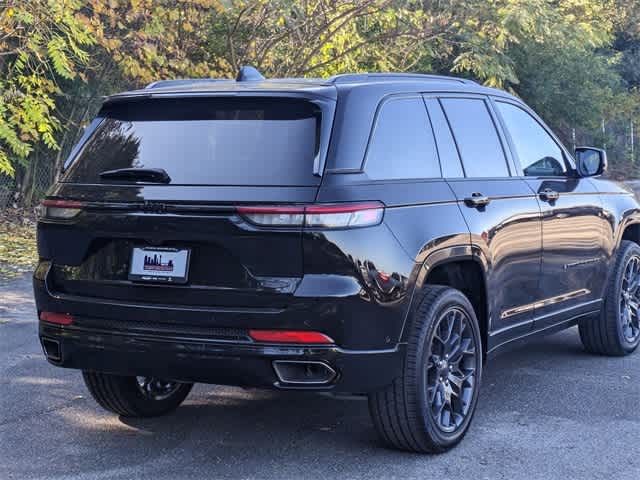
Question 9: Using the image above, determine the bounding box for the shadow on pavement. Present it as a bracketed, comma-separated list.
[1, 273, 638, 479]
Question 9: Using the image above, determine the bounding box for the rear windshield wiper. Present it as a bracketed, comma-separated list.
[99, 168, 171, 184]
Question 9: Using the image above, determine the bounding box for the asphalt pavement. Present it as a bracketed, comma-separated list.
[1, 273, 639, 480]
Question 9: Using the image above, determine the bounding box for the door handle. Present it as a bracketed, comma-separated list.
[464, 192, 490, 208]
[539, 188, 560, 202]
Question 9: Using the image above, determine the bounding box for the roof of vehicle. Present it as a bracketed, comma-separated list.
[103, 69, 516, 105]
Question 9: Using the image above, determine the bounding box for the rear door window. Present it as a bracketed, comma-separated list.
[62, 97, 322, 186]
[440, 98, 509, 178]
[364, 96, 441, 180]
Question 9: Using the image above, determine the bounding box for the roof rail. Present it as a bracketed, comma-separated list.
[145, 78, 232, 89]
[327, 72, 477, 85]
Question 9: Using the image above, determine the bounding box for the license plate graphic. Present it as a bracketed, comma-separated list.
[128, 247, 190, 284]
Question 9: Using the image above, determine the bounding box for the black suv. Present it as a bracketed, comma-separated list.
[34, 68, 640, 453]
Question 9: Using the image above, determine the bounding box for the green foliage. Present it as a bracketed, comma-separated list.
[184, 0, 440, 78]
[1, 0, 640, 193]
[0, 0, 94, 177]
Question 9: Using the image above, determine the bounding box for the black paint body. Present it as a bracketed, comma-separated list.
[34, 74, 640, 392]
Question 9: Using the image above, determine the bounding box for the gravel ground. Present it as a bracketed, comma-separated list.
[1, 273, 639, 480]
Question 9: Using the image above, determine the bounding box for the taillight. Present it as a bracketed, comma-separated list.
[39, 311, 74, 325]
[237, 202, 384, 229]
[305, 202, 384, 228]
[236, 205, 305, 227]
[249, 329, 334, 344]
[37, 199, 84, 220]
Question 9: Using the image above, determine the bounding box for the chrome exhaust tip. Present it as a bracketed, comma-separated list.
[41, 337, 62, 363]
[272, 360, 337, 385]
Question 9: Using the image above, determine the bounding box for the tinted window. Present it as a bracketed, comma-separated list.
[440, 98, 509, 177]
[63, 98, 321, 186]
[496, 101, 566, 177]
[424, 97, 464, 178]
[364, 97, 440, 179]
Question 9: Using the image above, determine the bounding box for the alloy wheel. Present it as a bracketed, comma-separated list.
[425, 307, 478, 433]
[619, 255, 640, 343]
[136, 377, 182, 401]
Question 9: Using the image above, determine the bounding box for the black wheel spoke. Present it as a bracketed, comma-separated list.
[142, 377, 152, 393]
[448, 371, 463, 391]
[425, 306, 478, 433]
[441, 408, 451, 428]
[136, 377, 181, 400]
[447, 334, 462, 359]
[444, 313, 455, 343]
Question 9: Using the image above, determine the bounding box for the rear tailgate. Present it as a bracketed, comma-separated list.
[40, 185, 315, 308]
[39, 95, 334, 309]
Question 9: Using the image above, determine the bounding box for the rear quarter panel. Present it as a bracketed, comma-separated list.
[312, 175, 470, 348]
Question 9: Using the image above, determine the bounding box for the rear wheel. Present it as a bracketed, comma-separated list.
[82, 371, 193, 417]
[368, 286, 482, 453]
[579, 240, 640, 356]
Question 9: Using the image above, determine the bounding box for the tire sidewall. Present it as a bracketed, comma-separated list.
[411, 288, 483, 448]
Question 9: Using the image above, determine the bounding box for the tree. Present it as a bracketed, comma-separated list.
[202, 0, 452, 78]
[0, 0, 93, 177]
[3, 0, 640, 207]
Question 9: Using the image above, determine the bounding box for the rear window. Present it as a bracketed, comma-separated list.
[62, 97, 322, 186]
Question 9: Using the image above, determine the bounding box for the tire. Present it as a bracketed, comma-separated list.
[579, 240, 640, 356]
[368, 286, 483, 453]
[82, 372, 193, 417]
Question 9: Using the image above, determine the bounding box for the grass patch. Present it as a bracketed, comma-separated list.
[0, 209, 37, 279]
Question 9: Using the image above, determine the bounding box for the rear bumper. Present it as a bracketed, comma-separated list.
[34, 272, 406, 393]
[39, 322, 404, 393]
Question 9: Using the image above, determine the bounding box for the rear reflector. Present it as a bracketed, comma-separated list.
[237, 202, 384, 229]
[37, 199, 85, 220]
[39, 311, 74, 326]
[249, 329, 334, 344]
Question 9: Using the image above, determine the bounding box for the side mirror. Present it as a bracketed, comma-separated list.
[575, 147, 607, 177]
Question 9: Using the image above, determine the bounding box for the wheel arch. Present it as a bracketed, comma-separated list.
[620, 222, 640, 246]
[400, 245, 490, 360]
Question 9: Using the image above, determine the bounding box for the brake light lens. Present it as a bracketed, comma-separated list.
[249, 329, 334, 344]
[236, 205, 305, 227]
[237, 202, 384, 229]
[39, 311, 74, 325]
[305, 203, 384, 228]
[37, 199, 84, 220]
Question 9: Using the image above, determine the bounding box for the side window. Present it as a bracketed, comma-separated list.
[424, 97, 464, 178]
[440, 98, 509, 178]
[364, 97, 441, 180]
[495, 101, 566, 177]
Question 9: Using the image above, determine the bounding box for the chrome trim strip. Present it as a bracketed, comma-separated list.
[500, 288, 591, 320]
[563, 257, 601, 270]
[488, 306, 601, 354]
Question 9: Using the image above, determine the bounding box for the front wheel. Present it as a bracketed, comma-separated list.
[368, 286, 483, 453]
[579, 240, 640, 356]
[82, 372, 193, 417]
